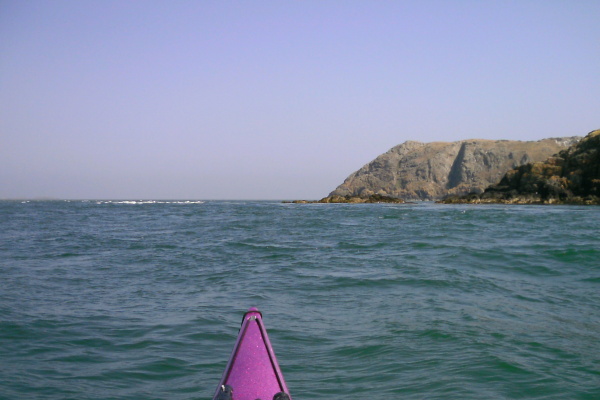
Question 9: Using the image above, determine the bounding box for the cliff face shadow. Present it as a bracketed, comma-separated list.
[447, 142, 468, 190]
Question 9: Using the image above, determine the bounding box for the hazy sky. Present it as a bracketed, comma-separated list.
[1, 1, 599, 199]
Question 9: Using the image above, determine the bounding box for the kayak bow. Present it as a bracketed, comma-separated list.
[213, 308, 292, 400]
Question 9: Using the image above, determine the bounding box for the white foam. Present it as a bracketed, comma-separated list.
[95, 200, 205, 205]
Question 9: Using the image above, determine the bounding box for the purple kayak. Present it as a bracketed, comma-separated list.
[213, 308, 292, 400]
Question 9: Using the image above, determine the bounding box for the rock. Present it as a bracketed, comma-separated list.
[286, 194, 405, 204]
[330, 137, 580, 201]
[440, 129, 600, 205]
[320, 194, 405, 203]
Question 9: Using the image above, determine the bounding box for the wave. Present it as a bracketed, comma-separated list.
[94, 200, 205, 205]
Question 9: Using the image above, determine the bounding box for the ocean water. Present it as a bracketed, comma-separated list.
[1, 200, 599, 400]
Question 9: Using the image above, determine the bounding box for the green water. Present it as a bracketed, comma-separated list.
[1, 201, 599, 399]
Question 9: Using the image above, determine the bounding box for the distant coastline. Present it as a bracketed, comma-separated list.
[296, 129, 599, 206]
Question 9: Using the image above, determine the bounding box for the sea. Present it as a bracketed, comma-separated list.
[0, 200, 599, 400]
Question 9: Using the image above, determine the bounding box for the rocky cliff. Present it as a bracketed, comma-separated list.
[442, 129, 600, 205]
[330, 137, 580, 200]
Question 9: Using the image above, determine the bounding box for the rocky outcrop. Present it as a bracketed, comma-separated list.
[286, 194, 405, 204]
[441, 129, 600, 205]
[330, 137, 580, 200]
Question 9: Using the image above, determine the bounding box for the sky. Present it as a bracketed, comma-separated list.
[1, 1, 599, 200]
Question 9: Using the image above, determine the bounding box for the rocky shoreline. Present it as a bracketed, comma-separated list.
[439, 129, 600, 205]
[284, 194, 405, 204]
[441, 192, 600, 205]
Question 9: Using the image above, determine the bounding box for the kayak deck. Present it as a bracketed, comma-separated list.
[213, 308, 292, 400]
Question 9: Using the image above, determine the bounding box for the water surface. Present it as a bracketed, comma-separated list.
[1, 201, 598, 399]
